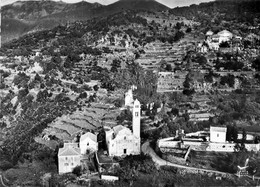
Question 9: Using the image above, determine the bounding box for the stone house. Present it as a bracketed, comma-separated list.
[210, 126, 227, 143]
[58, 143, 81, 174]
[79, 132, 98, 154]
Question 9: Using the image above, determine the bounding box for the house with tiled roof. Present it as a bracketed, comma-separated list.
[79, 132, 98, 154]
[58, 143, 81, 174]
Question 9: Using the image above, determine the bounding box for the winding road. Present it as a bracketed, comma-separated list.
[0, 174, 8, 187]
[141, 141, 232, 176]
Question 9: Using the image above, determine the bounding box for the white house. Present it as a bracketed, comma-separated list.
[105, 99, 141, 156]
[27, 62, 43, 73]
[210, 126, 227, 143]
[206, 30, 214, 37]
[125, 89, 134, 107]
[217, 30, 233, 43]
[79, 132, 98, 154]
[58, 143, 81, 174]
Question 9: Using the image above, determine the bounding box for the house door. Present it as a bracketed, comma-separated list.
[124, 149, 127, 154]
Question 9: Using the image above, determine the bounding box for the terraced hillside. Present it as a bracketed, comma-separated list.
[42, 103, 121, 141]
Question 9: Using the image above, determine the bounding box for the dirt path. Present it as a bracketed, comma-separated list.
[0, 174, 8, 187]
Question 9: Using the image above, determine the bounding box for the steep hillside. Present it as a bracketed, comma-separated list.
[1, 0, 169, 44]
[1, 18, 33, 44]
[2, 0, 102, 20]
[1, 0, 103, 43]
[169, 0, 260, 24]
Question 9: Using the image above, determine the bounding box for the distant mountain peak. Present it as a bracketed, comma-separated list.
[119, 0, 156, 1]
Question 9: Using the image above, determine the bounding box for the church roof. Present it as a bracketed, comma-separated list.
[80, 132, 97, 143]
[113, 125, 126, 136]
[58, 145, 81, 157]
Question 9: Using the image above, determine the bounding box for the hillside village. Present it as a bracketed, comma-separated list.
[1, 0, 260, 186]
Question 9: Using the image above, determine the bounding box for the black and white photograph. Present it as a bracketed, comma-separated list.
[0, 0, 260, 186]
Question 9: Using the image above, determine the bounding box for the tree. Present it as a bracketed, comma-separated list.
[242, 128, 247, 144]
[111, 59, 121, 73]
[18, 88, 29, 101]
[227, 125, 238, 142]
[36, 89, 49, 103]
[183, 73, 195, 95]
[174, 31, 185, 42]
[165, 64, 172, 71]
[226, 124, 232, 141]
[72, 166, 81, 176]
[197, 55, 207, 65]
[232, 125, 238, 143]
[175, 22, 182, 30]
[93, 85, 99, 91]
[252, 56, 260, 71]
[220, 74, 235, 87]
[186, 27, 192, 33]
[117, 165, 138, 186]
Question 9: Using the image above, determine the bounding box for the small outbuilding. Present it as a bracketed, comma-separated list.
[210, 126, 227, 143]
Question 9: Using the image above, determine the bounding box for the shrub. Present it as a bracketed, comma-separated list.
[72, 166, 82, 176]
[0, 161, 13, 171]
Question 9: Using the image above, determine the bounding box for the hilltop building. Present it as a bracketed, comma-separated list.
[158, 126, 260, 155]
[105, 99, 141, 156]
[205, 30, 233, 50]
[217, 30, 233, 43]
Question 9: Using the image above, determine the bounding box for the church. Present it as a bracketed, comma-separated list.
[105, 99, 141, 156]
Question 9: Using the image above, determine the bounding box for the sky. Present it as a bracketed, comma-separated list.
[1, 0, 213, 8]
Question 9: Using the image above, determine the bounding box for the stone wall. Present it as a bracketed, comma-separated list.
[207, 142, 260, 152]
[207, 142, 235, 152]
[157, 138, 180, 148]
[162, 153, 186, 165]
[178, 168, 233, 179]
[158, 137, 260, 153]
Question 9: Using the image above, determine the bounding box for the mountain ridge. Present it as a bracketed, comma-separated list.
[2, 0, 170, 43]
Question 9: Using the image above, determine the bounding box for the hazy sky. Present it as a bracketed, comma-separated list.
[1, 0, 213, 8]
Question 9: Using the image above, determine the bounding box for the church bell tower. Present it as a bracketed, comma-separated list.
[132, 99, 141, 138]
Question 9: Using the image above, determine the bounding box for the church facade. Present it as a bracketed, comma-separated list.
[105, 99, 141, 156]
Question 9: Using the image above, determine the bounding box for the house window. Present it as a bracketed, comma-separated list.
[135, 105, 139, 108]
[65, 157, 68, 160]
[124, 149, 127, 154]
[135, 112, 138, 117]
[87, 143, 89, 146]
[217, 134, 219, 137]
[64, 163, 69, 166]
[124, 136, 126, 140]
[71, 163, 74, 166]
